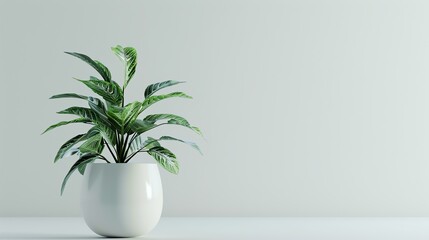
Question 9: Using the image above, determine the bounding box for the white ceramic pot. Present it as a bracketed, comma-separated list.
[81, 163, 163, 238]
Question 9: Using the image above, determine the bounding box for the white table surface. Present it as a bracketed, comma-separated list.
[1, 217, 429, 239]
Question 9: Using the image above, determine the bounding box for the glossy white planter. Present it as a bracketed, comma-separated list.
[81, 163, 163, 238]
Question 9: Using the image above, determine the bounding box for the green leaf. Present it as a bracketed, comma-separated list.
[54, 134, 85, 162]
[124, 101, 143, 117]
[84, 126, 102, 139]
[50, 93, 88, 100]
[128, 136, 160, 157]
[111, 45, 137, 89]
[148, 146, 179, 174]
[144, 80, 184, 98]
[129, 119, 156, 134]
[65, 52, 111, 82]
[143, 137, 161, 149]
[57, 107, 99, 122]
[78, 135, 104, 175]
[56, 108, 116, 146]
[96, 123, 117, 146]
[79, 133, 103, 154]
[87, 97, 108, 121]
[42, 118, 91, 134]
[144, 114, 202, 135]
[129, 135, 145, 155]
[94, 60, 111, 81]
[54, 127, 100, 162]
[77, 160, 94, 175]
[159, 136, 202, 154]
[144, 113, 190, 124]
[170, 120, 203, 135]
[190, 126, 202, 135]
[61, 153, 99, 195]
[140, 92, 192, 113]
[106, 101, 142, 131]
[79, 79, 123, 106]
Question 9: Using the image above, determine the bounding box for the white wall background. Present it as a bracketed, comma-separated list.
[2, 0, 429, 217]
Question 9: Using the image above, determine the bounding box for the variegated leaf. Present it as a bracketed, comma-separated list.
[111, 45, 137, 89]
[144, 80, 184, 98]
[148, 146, 179, 174]
[65, 52, 111, 82]
[42, 118, 91, 134]
[61, 153, 99, 195]
[79, 79, 123, 106]
[140, 92, 192, 113]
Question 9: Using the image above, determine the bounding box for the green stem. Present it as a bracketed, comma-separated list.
[97, 154, 111, 163]
[124, 133, 137, 159]
[104, 140, 118, 163]
[119, 132, 125, 162]
[122, 60, 126, 107]
[124, 138, 158, 163]
[123, 133, 130, 157]
[122, 87, 125, 108]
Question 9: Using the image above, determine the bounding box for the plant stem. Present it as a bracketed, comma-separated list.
[119, 132, 125, 162]
[122, 87, 125, 108]
[104, 140, 118, 163]
[97, 154, 111, 163]
[122, 133, 130, 157]
[114, 130, 120, 158]
[120, 123, 171, 163]
[123, 138, 158, 163]
[122, 59, 126, 107]
[124, 133, 137, 159]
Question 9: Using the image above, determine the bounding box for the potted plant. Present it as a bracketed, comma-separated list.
[43, 45, 202, 237]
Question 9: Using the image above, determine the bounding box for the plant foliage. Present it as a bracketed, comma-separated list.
[44, 45, 201, 195]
